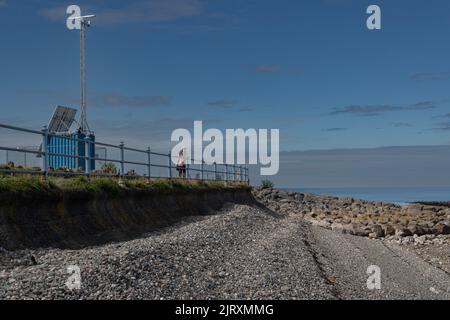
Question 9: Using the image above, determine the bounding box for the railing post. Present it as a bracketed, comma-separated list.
[42, 126, 49, 178]
[233, 165, 236, 182]
[201, 158, 204, 181]
[214, 162, 217, 180]
[225, 164, 228, 182]
[168, 152, 172, 178]
[85, 136, 91, 175]
[247, 166, 250, 184]
[119, 142, 125, 176]
[187, 163, 190, 179]
[147, 147, 151, 179]
[244, 166, 247, 184]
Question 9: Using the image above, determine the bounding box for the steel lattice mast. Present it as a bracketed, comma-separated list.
[75, 14, 95, 133]
[80, 19, 87, 132]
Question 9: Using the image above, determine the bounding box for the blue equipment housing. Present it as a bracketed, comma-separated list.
[47, 132, 95, 171]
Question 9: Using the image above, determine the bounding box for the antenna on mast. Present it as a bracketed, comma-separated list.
[72, 14, 96, 133]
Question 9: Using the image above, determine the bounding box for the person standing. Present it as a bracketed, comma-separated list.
[176, 149, 187, 178]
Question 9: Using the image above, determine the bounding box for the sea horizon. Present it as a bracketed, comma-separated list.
[283, 186, 450, 204]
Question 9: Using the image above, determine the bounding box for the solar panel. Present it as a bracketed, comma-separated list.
[47, 106, 77, 133]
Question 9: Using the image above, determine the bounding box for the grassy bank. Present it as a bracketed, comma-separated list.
[0, 175, 248, 195]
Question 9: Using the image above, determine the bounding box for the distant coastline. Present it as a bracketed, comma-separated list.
[283, 186, 450, 205]
[414, 201, 450, 208]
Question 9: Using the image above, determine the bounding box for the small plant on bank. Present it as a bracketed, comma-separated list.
[149, 179, 173, 190]
[76, 167, 85, 174]
[0, 164, 12, 170]
[124, 178, 149, 189]
[101, 162, 118, 175]
[86, 178, 121, 195]
[261, 179, 274, 189]
[126, 169, 137, 176]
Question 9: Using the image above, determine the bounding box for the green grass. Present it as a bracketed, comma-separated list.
[0, 174, 248, 195]
[0, 164, 41, 172]
[0, 175, 55, 193]
[125, 178, 246, 191]
[56, 176, 121, 195]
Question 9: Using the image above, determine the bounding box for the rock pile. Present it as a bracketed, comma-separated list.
[384, 234, 450, 246]
[253, 188, 450, 239]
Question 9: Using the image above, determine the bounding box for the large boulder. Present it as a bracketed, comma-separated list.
[277, 190, 289, 199]
[337, 197, 354, 207]
[394, 226, 412, 237]
[371, 224, 385, 238]
[404, 205, 423, 215]
[432, 223, 450, 235]
[407, 224, 426, 236]
[331, 223, 354, 235]
[350, 223, 371, 237]
[312, 220, 332, 229]
[382, 224, 396, 236]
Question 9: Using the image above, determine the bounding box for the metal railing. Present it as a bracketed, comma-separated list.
[0, 123, 250, 184]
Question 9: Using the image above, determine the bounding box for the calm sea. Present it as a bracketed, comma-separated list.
[284, 187, 450, 204]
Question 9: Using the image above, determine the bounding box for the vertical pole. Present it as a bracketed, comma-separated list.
[225, 164, 228, 182]
[201, 158, 204, 181]
[42, 126, 49, 178]
[214, 162, 217, 181]
[168, 152, 172, 178]
[80, 20, 87, 132]
[244, 166, 247, 184]
[247, 165, 250, 184]
[147, 147, 151, 179]
[85, 136, 91, 175]
[119, 142, 125, 176]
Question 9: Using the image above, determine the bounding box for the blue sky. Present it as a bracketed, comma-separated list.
[1, 0, 450, 186]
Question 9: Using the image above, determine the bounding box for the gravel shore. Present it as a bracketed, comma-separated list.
[1, 189, 450, 300]
[0, 204, 335, 300]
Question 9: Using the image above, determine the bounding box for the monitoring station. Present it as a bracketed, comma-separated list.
[45, 13, 97, 171]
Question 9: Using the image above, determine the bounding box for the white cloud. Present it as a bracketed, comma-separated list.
[40, 0, 203, 25]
